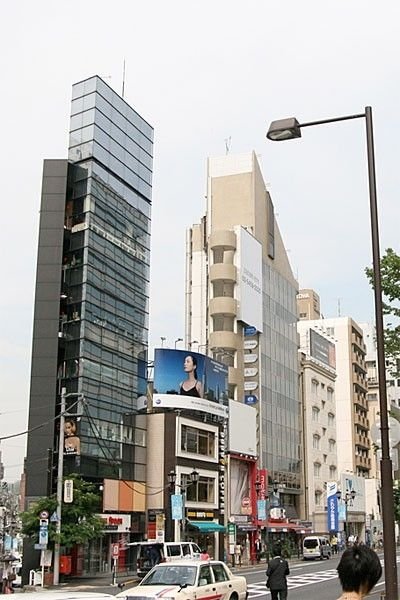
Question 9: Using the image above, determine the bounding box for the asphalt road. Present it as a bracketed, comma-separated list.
[25, 551, 395, 599]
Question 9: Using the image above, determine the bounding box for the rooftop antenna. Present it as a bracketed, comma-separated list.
[122, 59, 126, 98]
[224, 136, 231, 155]
[337, 298, 341, 317]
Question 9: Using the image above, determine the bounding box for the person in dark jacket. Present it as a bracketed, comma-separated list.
[266, 544, 290, 600]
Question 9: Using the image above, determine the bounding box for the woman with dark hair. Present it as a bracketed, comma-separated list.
[179, 355, 203, 398]
[336, 545, 382, 599]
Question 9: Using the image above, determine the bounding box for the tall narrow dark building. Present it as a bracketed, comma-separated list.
[24, 76, 153, 575]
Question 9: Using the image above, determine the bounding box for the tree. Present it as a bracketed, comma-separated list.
[393, 483, 400, 527]
[365, 247, 400, 366]
[20, 475, 104, 548]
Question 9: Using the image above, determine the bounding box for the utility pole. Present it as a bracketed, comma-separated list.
[53, 387, 66, 586]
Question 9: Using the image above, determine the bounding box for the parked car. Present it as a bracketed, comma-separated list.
[303, 535, 332, 560]
[117, 559, 248, 600]
[130, 541, 202, 579]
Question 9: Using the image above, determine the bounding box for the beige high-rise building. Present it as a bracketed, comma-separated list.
[297, 324, 337, 529]
[185, 152, 301, 518]
[297, 289, 321, 320]
[302, 317, 371, 478]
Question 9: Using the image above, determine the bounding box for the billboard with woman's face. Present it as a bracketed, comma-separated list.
[64, 418, 81, 455]
[152, 349, 229, 417]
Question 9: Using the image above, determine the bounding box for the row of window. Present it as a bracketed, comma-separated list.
[71, 77, 154, 140]
[70, 89, 153, 152]
[312, 406, 335, 425]
[313, 462, 337, 478]
[85, 301, 147, 343]
[312, 434, 336, 452]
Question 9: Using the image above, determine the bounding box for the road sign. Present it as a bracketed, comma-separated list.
[34, 543, 47, 550]
[112, 543, 119, 559]
[64, 479, 74, 503]
[39, 525, 48, 545]
[39, 510, 49, 519]
[50, 511, 59, 522]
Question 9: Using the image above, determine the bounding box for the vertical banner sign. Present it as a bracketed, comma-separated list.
[257, 499, 267, 521]
[64, 479, 74, 503]
[171, 494, 183, 520]
[327, 481, 338, 533]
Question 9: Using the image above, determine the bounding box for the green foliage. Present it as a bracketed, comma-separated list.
[365, 248, 400, 367]
[20, 475, 104, 549]
[393, 483, 400, 526]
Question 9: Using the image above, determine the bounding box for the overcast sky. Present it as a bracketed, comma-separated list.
[1, 1, 399, 481]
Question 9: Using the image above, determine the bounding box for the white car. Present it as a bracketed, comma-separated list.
[117, 560, 248, 600]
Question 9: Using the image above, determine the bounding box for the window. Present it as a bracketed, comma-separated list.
[315, 491, 322, 506]
[328, 413, 335, 426]
[327, 388, 334, 402]
[199, 565, 212, 585]
[312, 407, 320, 422]
[211, 564, 228, 582]
[185, 475, 215, 503]
[299, 312, 307, 318]
[314, 462, 321, 477]
[329, 465, 337, 479]
[312, 380, 319, 395]
[329, 439, 336, 452]
[313, 434, 320, 450]
[181, 425, 215, 457]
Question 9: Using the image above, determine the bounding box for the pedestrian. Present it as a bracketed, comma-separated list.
[255, 538, 262, 563]
[331, 534, 338, 555]
[266, 543, 290, 600]
[336, 544, 382, 599]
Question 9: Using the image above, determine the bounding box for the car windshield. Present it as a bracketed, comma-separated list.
[140, 565, 197, 587]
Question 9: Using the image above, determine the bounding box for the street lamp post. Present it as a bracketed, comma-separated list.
[54, 388, 83, 586]
[267, 108, 398, 599]
[336, 489, 356, 544]
[168, 469, 199, 542]
[174, 338, 183, 350]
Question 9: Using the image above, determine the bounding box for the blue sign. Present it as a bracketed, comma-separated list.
[257, 499, 267, 521]
[244, 326, 257, 337]
[244, 395, 258, 405]
[39, 525, 48, 545]
[171, 494, 183, 520]
[326, 481, 339, 532]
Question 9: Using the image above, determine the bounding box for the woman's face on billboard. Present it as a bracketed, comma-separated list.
[184, 355, 195, 373]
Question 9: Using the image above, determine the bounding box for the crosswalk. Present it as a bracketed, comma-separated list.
[247, 569, 339, 597]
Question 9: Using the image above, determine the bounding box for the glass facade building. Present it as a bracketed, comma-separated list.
[25, 77, 153, 574]
[260, 262, 300, 509]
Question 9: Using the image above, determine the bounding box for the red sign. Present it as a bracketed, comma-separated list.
[241, 496, 251, 508]
[257, 468, 267, 500]
[112, 543, 119, 559]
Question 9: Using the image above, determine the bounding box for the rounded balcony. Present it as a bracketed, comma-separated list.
[209, 262, 237, 283]
[228, 366, 240, 386]
[209, 229, 236, 251]
[209, 296, 237, 317]
[209, 331, 239, 351]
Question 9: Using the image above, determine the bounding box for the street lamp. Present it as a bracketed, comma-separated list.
[168, 469, 199, 542]
[174, 338, 183, 349]
[160, 336, 166, 347]
[267, 108, 397, 599]
[336, 489, 356, 543]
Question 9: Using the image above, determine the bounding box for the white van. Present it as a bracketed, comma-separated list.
[131, 541, 202, 578]
[303, 536, 331, 560]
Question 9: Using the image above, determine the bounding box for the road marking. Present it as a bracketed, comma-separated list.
[247, 569, 339, 597]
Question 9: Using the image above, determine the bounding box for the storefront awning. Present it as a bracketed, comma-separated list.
[187, 520, 226, 533]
